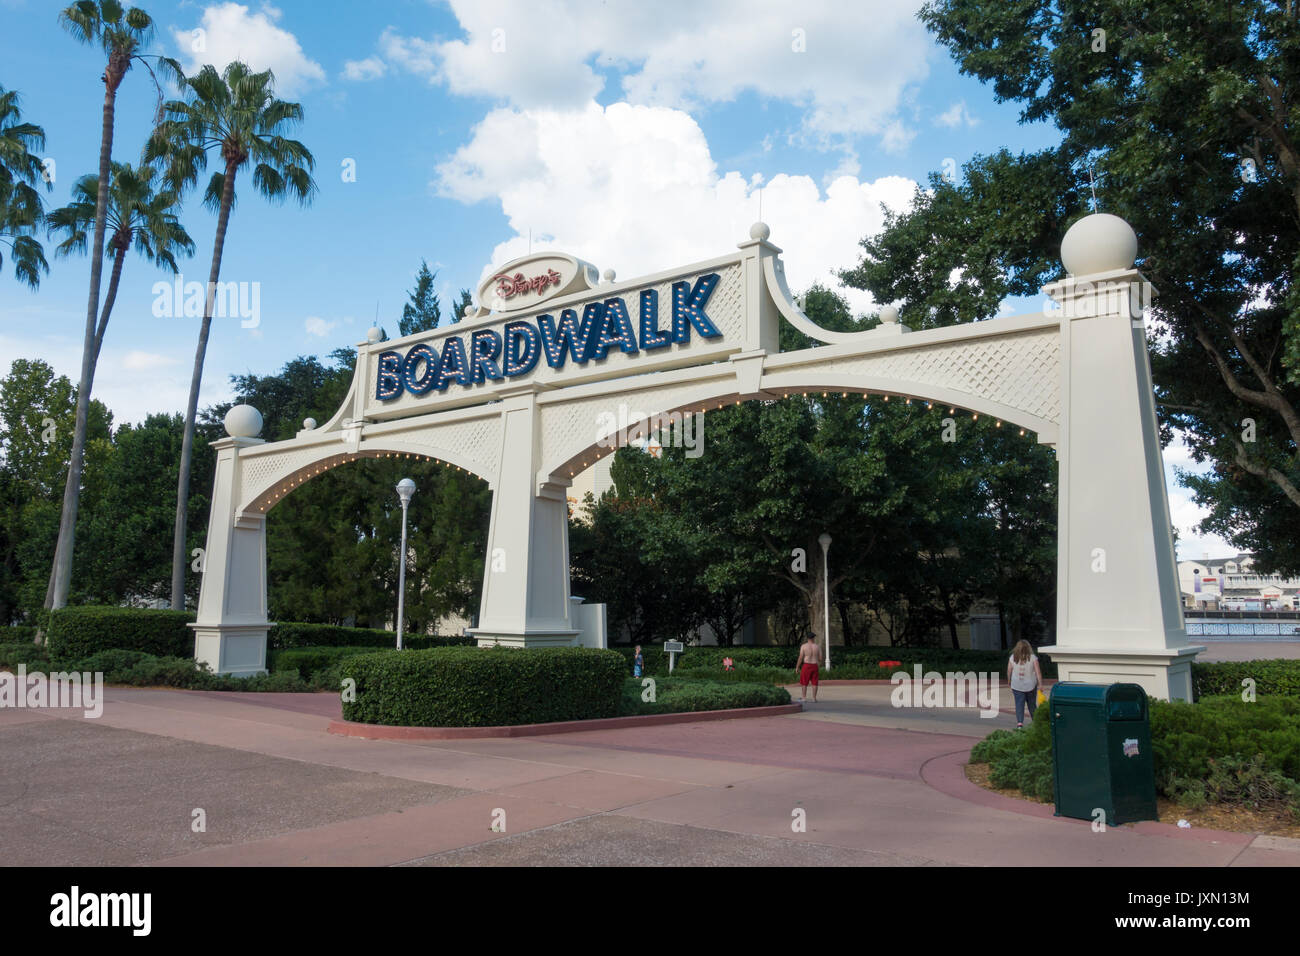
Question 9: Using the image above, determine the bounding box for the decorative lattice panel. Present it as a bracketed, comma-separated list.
[239, 447, 324, 502]
[381, 415, 502, 477]
[539, 374, 731, 474]
[793, 328, 1062, 424]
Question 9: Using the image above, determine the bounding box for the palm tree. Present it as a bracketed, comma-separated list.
[147, 61, 316, 609]
[47, 162, 194, 367]
[48, 1, 180, 610]
[0, 85, 50, 288]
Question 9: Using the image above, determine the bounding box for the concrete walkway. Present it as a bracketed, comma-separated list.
[1, 683, 1296, 867]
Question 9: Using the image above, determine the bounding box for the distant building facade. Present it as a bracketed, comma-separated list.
[1177, 552, 1299, 610]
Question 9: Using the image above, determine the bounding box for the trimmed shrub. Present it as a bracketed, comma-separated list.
[46, 606, 195, 661]
[970, 694, 1300, 815]
[341, 646, 626, 727]
[0, 641, 50, 669]
[619, 676, 790, 716]
[1, 626, 38, 644]
[268, 645, 384, 680]
[1192, 659, 1300, 698]
[268, 622, 474, 650]
[1150, 694, 1300, 784]
[61, 649, 317, 693]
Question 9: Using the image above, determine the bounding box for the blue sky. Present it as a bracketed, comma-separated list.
[0, 0, 1226, 558]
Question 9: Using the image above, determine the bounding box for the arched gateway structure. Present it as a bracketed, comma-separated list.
[192, 215, 1203, 699]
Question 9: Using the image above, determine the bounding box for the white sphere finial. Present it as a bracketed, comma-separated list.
[1060, 213, 1137, 276]
[302, 417, 317, 430]
[224, 404, 263, 439]
[365, 327, 383, 344]
[750, 221, 770, 241]
[463, 303, 476, 319]
[602, 268, 616, 283]
[879, 304, 900, 325]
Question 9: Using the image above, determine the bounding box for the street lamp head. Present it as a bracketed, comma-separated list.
[396, 478, 416, 504]
[818, 533, 831, 549]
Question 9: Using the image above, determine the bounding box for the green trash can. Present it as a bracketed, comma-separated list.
[1049, 682, 1158, 826]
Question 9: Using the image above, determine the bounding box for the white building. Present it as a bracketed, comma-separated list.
[1177, 553, 1299, 610]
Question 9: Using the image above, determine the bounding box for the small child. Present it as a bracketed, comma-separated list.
[632, 645, 643, 678]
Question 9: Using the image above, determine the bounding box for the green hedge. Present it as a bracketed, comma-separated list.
[38, 607, 475, 663]
[46, 606, 196, 661]
[970, 694, 1300, 816]
[1192, 659, 1300, 698]
[620, 676, 791, 716]
[0, 641, 50, 669]
[341, 646, 627, 727]
[268, 645, 388, 680]
[268, 621, 474, 650]
[1, 625, 38, 644]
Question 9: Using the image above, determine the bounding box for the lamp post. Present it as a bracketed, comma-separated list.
[818, 533, 832, 671]
[395, 478, 416, 650]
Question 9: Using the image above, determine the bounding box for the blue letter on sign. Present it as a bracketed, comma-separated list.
[671, 273, 722, 343]
[539, 304, 604, 368]
[433, 336, 472, 389]
[470, 329, 504, 383]
[502, 321, 540, 377]
[588, 297, 639, 361]
[376, 350, 403, 400]
[640, 288, 670, 350]
[403, 343, 439, 395]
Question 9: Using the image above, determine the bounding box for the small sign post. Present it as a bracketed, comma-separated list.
[663, 641, 685, 673]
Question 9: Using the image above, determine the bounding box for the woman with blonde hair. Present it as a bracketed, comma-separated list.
[1006, 640, 1043, 729]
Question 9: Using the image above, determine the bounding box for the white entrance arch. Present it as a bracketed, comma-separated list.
[192, 217, 1202, 699]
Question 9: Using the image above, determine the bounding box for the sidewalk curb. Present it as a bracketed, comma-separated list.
[920, 748, 1269, 846]
[327, 702, 803, 740]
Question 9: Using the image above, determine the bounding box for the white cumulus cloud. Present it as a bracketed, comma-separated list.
[304, 316, 337, 337]
[366, 0, 931, 147]
[173, 3, 326, 98]
[436, 102, 916, 314]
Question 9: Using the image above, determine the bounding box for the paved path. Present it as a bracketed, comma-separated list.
[2, 682, 1296, 867]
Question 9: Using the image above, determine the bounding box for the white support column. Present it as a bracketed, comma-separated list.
[1038, 218, 1203, 700]
[191, 429, 271, 677]
[469, 386, 579, 648]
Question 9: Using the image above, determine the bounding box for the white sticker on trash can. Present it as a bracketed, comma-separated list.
[1122, 738, 1139, 757]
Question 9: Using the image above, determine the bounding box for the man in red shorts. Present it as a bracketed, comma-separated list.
[795, 631, 823, 703]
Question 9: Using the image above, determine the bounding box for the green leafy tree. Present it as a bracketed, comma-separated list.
[903, 0, 1300, 572]
[0, 85, 50, 288]
[147, 60, 317, 609]
[0, 360, 111, 624]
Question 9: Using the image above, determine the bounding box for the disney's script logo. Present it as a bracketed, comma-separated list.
[494, 268, 562, 301]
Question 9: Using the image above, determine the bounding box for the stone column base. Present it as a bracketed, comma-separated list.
[467, 627, 581, 649]
[191, 622, 270, 677]
[1037, 643, 1205, 702]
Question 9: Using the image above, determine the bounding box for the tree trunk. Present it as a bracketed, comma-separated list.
[46, 62, 125, 611]
[171, 162, 237, 609]
[941, 587, 960, 650]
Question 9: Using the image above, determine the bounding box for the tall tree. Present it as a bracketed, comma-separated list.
[147, 61, 317, 609]
[48, 1, 177, 611]
[43, 161, 192, 606]
[452, 287, 473, 324]
[907, 0, 1300, 572]
[0, 360, 111, 624]
[399, 260, 440, 335]
[0, 85, 50, 288]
